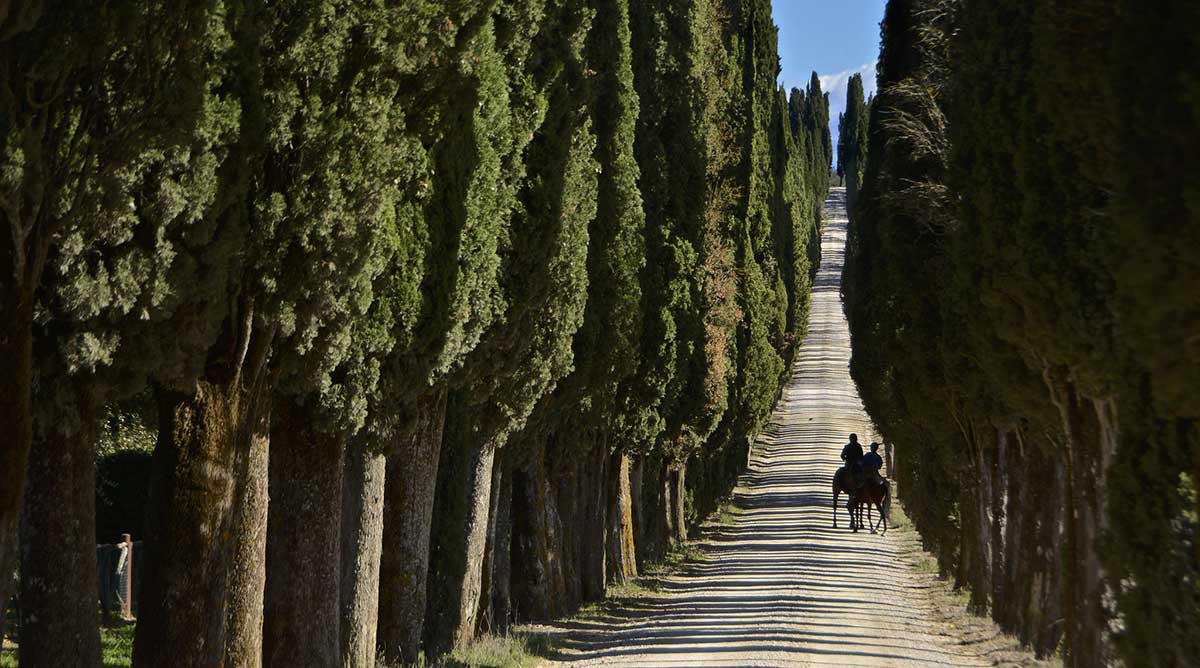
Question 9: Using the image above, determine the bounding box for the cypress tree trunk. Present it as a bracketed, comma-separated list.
[1049, 378, 1111, 667]
[553, 444, 582, 611]
[19, 384, 101, 668]
[0, 291, 33, 610]
[670, 462, 687, 546]
[263, 398, 346, 668]
[134, 376, 271, 668]
[605, 451, 637, 585]
[377, 384, 447, 665]
[340, 438, 386, 668]
[477, 453, 505, 635]
[424, 426, 497, 655]
[639, 456, 672, 563]
[510, 451, 567, 622]
[224, 411, 271, 668]
[997, 433, 1066, 656]
[998, 434, 1027, 639]
[628, 455, 644, 562]
[970, 435, 992, 613]
[956, 463, 972, 585]
[489, 470, 513, 633]
[989, 431, 1008, 622]
[580, 440, 608, 602]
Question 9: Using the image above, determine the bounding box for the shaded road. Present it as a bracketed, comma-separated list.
[532, 189, 1049, 668]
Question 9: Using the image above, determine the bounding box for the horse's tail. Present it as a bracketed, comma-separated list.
[883, 480, 892, 522]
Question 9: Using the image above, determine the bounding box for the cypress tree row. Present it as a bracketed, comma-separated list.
[837, 72, 870, 211]
[1, 1, 826, 665]
[845, 1, 1199, 666]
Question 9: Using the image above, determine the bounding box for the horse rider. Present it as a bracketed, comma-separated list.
[840, 433, 865, 487]
[863, 441, 885, 486]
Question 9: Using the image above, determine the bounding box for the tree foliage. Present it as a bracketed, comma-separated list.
[2, 0, 831, 662]
[846, 1, 1200, 666]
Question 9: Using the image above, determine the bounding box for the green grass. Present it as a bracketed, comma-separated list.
[712, 499, 740, 526]
[1, 623, 133, 667]
[639, 541, 703, 578]
[101, 624, 134, 667]
[392, 632, 552, 668]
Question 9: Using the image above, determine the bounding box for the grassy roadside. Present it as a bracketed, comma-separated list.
[0, 499, 742, 668]
[1, 623, 134, 667]
[508, 496, 740, 667]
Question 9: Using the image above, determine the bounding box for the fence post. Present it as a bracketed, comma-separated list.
[120, 534, 133, 620]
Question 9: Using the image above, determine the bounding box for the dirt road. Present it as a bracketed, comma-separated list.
[531, 189, 1052, 668]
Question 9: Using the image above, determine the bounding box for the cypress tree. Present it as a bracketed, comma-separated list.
[0, 0, 234, 618]
[373, 3, 525, 663]
[721, 0, 787, 449]
[841, 73, 870, 210]
[848, 1, 1199, 665]
[253, 1, 434, 663]
[423, 0, 598, 654]
[627, 0, 713, 557]
[132, 0, 405, 662]
[802, 71, 833, 203]
[1, 2, 237, 661]
[772, 86, 815, 347]
[497, 0, 648, 617]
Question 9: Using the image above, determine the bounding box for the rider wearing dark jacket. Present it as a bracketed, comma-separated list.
[840, 433, 864, 475]
[862, 442, 884, 484]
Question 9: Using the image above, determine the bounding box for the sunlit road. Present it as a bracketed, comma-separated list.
[533, 189, 1044, 667]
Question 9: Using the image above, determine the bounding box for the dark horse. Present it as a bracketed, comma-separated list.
[853, 477, 891, 534]
[832, 467, 891, 533]
[831, 466, 861, 530]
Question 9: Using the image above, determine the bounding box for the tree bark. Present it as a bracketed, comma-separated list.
[638, 456, 672, 564]
[579, 440, 608, 602]
[19, 383, 101, 668]
[340, 438, 386, 668]
[628, 456, 644, 563]
[669, 462, 687, 546]
[605, 451, 637, 585]
[989, 430, 1008, 624]
[133, 377, 270, 668]
[552, 438, 582, 610]
[223, 407, 271, 668]
[489, 469, 513, 633]
[263, 398, 346, 668]
[1000, 431, 1065, 657]
[970, 433, 993, 613]
[377, 384, 447, 666]
[1047, 377, 1112, 668]
[510, 450, 567, 622]
[477, 452, 505, 635]
[0, 289, 33, 614]
[424, 423, 497, 656]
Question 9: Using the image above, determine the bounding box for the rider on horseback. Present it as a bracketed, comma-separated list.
[863, 442, 885, 486]
[840, 433, 865, 488]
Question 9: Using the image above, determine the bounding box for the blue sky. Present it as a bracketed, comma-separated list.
[773, 1, 887, 156]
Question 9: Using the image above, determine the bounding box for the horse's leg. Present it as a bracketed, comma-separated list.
[832, 487, 839, 528]
[868, 499, 876, 534]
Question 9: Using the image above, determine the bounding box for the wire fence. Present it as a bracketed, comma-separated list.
[1, 534, 142, 640]
[97, 535, 141, 620]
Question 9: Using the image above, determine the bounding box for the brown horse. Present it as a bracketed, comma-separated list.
[831, 467, 861, 530]
[852, 477, 891, 534]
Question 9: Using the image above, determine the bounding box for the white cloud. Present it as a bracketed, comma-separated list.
[821, 61, 877, 123]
